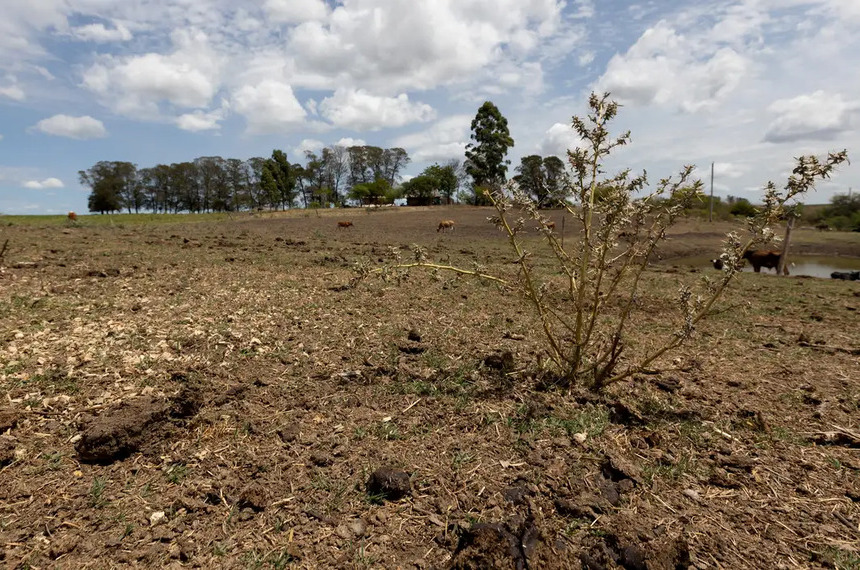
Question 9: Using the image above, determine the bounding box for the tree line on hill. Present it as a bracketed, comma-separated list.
[81, 145, 416, 214]
[77, 100, 586, 214]
[678, 193, 859, 230]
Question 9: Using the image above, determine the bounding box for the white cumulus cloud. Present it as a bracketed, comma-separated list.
[0, 84, 25, 101]
[232, 79, 307, 134]
[71, 22, 132, 43]
[393, 115, 471, 162]
[823, 0, 860, 23]
[33, 114, 107, 139]
[264, 0, 329, 24]
[319, 89, 435, 131]
[294, 137, 368, 157]
[0, 0, 68, 66]
[23, 177, 64, 189]
[334, 137, 367, 147]
[764, 90, 859, 143]
[540, 122, 582, 157]
[712, 162, 747, 180]
[175, 105, 227, 132]
[295, 138, 325, 155]
[81, 29, 221, 117]
[595, 21, 751, 113]
[286, 0, 568, 92]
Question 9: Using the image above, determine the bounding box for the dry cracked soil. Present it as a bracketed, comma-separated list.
[1, 207, 859, 569]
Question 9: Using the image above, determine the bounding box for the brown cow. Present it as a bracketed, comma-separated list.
[337, 220, 354, 228]
[67, 211, 78, 222]
[437, 220, 455, 232]
[743, 249, 789, 275]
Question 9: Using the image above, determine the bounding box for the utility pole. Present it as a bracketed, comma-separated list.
[709, 162, 714, 222]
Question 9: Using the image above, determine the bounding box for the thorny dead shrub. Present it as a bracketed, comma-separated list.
[355, 92, 848, 391]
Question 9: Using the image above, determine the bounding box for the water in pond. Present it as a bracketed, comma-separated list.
[668, 255, 860, 279]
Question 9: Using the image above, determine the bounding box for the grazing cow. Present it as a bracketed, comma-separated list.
[67, 211, 77, 222]
[815, 222, 831, 231]
[743, 249, 789, 275]
[437, 220, 455, 232]
[337, 220, 353, 229]
[831, 271, 860, 281]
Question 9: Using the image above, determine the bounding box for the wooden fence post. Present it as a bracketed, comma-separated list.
[777, 216, 795, 276]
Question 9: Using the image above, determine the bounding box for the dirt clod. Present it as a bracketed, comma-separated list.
[86, 268, 120, 278]
[449, 523, 524, 570]
[618, 544, 647, 570]
[49, 534, 79, 559]
[449, 518, 551, 570]
[76, 386, 203, 464]
[584, 521, 691, 570]
[502, 485, 531, 506]
[597, 478, 621, 506]
[75, 398, 170, 463]
[311, 452, 334, 466]
[367, 467, 411, 501]
[238, 482, 269, 512]
[484, 350, 514, 371]
[555, 496, 600, 519]
[0, 410, 19, 432]
[602, 451, 642, 486]
[716, 453, 757, 472]
[210, 383, 247, 406]
[708, 467, 741, 488]
[0, 438, 16, 466]
[655, 376, 681, 392]
[608, 401, 646, 425]
[276, 424, 299, 443]
[170, 384, 205, 418]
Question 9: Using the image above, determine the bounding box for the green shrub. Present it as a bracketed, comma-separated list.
[729, 198, 757, 217]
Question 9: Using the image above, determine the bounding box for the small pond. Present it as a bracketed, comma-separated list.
[667, 255, 860, 279]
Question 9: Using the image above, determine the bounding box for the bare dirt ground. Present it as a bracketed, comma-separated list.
[1, 207, 859, 569]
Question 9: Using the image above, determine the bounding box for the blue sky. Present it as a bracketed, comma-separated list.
[1, 0, 858, 214]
